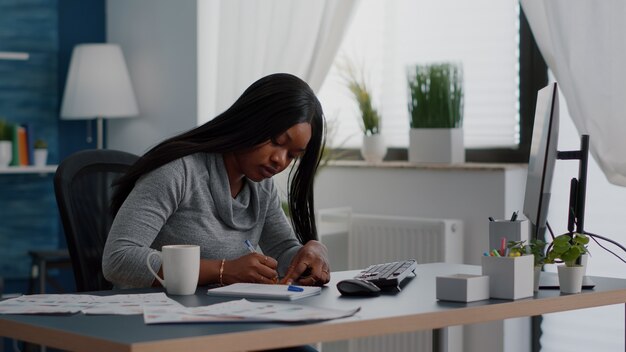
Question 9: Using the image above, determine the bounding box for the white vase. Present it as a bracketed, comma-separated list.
[361, 134, 387, 163]
[557, 265, 585, 294]
[408, 127, 464, 163]
[0, 141, 12, 167]
[34, 148, 48, 167]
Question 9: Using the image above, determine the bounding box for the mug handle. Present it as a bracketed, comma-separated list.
[146, 251, 166, 288]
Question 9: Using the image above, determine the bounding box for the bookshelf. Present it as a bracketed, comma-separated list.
[0, 165, 57, 174]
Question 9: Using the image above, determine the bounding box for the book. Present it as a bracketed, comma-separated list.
[206, 283, 321, 301]
[22, 123, 34, 165]
[10, 125, 18, 166]
[17, 126, 28, 165]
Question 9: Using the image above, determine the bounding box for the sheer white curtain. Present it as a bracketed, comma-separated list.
[520, 3, 626, 350]
[521, 0, 626, 186]
[197, 0, 358, 124]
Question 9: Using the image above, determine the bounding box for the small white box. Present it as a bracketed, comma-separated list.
[482, 254, 534, 300]
[436, 274, 490, 302]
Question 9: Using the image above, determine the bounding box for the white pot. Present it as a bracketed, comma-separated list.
[34, 148, 48, 167]
[361, 134, 387, 163]
[557, 265, 585, 294]
[408, 127, 464, 163]
[0, 141, 12, 167]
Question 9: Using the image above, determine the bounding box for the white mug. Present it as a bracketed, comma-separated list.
[147, 245, 200, 295]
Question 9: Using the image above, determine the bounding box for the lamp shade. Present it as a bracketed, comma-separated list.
[61, 44, 139, 119]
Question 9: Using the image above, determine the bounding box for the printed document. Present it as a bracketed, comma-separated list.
[144, 298, 360, 324]
[0, 293, 182, 315]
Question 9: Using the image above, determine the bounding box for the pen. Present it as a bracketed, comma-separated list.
[245, 240, 279, 284]
[244, 239, 257, 253]
[510, 211, 518, 221]
[288, 285, 304, 292]
[500, 237, 506, 256]
[488, 217, 495, 222]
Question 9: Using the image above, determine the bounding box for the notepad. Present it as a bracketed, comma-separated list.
[206, 283, 321, 301]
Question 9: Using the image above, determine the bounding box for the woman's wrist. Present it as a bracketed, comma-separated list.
[199, 259, 227, 286]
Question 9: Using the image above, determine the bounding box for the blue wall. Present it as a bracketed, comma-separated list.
[0, 0, 104, 293]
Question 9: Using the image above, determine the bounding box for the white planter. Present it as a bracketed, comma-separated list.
[361, 134, 387, 163]
[408, 127, 464, 163]
[33, 149, 48, 167]
[482, 254, 534, 300]
[0, 141, 12, 167]
[557, 265, 585, 294]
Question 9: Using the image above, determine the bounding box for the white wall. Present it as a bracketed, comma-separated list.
[278, 162, 528, 265]
[106, 0, 198, 155]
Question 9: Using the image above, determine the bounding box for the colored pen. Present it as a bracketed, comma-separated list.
[244, 239, 257, 253]
[288, 285, 304, 292]
[500, 237, 506, 256]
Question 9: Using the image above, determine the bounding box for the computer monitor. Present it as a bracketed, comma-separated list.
[523, 82, 559, 241]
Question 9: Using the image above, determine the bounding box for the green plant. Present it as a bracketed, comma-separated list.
[338, 60, 381, 136]
[545, 233, 589, 267]
[34, 139, 47, 149]
[407, 62, 464, 128]
[507, 239, 546, 266]
[0, 119, 13, 141]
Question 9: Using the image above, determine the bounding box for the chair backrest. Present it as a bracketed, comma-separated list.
[54, 149, 139, 292]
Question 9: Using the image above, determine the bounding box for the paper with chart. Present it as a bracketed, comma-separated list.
[0, 293, 182, 315]
[143, 298, 360, 324]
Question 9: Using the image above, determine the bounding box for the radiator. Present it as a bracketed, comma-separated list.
[348, 213, 463, 269]
[319, 211, 464, 352]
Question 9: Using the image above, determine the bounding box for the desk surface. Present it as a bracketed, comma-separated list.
[1, 263, 625, 352]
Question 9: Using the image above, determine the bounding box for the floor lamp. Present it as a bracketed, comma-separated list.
[60, 44, 138, 149]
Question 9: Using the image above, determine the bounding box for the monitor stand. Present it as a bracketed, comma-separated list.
[538, 271, 596, 290]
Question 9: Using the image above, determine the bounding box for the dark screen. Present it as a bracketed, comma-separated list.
[523, 82, 559, 240]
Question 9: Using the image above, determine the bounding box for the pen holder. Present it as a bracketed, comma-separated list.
[481, 254, 534, 300]
[488, 219, 526, 253]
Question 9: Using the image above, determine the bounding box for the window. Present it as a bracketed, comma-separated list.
[318, 0, 534, 161]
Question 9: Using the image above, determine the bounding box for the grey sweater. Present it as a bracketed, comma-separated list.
[102, 153, 301, 289]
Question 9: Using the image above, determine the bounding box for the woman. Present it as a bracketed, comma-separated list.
[102, 73, 330, 289]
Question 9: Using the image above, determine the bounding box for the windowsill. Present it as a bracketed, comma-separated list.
[323, 160, 527, 171]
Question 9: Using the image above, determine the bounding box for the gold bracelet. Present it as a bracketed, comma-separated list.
[219, 259, 226, 286]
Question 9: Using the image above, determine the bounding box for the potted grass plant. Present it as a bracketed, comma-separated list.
[407, 62, 464, 163]
[340, 60, 386, 163]
[33, 138, 48, 167]
[0, 119, 13, 167]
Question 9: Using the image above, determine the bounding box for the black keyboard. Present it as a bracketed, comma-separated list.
[353, 259, 418, 289]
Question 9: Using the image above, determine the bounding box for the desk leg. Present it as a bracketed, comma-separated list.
[38, 259, 46, 294]
[432, 328, 445, 352]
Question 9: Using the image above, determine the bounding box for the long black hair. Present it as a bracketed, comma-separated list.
[110, 73, 326, 243]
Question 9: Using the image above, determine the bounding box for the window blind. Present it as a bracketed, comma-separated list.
[318, 0, 520, 149]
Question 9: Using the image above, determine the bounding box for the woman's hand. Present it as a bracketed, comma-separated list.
[280, 240, 331, 286]
[222, 253, 279, 285]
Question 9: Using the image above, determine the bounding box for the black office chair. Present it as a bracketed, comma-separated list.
[54, 149, 139, 292]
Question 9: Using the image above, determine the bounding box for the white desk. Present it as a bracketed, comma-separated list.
[1, 263, 625, 352]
